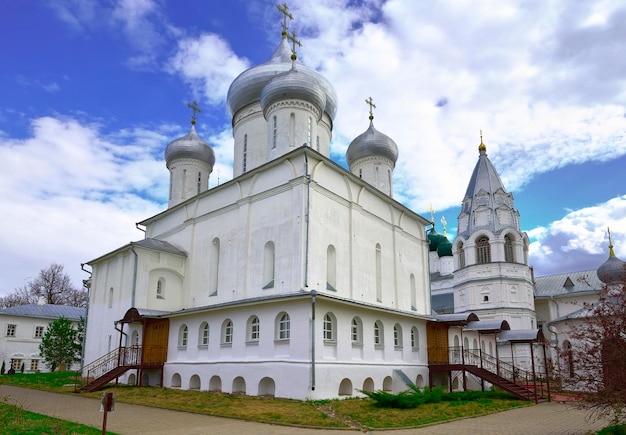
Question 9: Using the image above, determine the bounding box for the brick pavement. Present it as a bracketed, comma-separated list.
[1, 385, 611, 434]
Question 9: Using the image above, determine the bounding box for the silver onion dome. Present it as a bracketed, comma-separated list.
[164, 125, 215, 168]
[226, 39, 337, 121]
[346, 121, 399, 166]
[260, 66, 326, 119]
[597, 254, 626, 284]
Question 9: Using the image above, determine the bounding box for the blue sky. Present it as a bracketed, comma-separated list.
[1, 0, 625, 296]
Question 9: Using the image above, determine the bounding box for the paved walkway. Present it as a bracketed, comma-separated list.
[1, 385, 611, 434]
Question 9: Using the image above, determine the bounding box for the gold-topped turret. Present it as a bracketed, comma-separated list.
[365, 96, 376, 121]
[187, 100, 202, 126]
[478, 130, 487, 152]
[608, 227, 615, 257]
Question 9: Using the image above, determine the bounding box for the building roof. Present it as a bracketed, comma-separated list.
[0, 303, 85, 321]
[534, 269, 602, 298]
[498, 329, 544, 343]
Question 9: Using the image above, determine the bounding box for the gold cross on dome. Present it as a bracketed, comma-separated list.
[187, 100, 202, 125]
[428, 202, 435, 225]
[287, 30, 302, 61]
[365, 96, 376, 121]
[277, 3, 294, 39]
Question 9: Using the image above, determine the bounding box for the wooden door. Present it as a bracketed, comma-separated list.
[427, 322, 449, 364]
[142, 319, 169, 365]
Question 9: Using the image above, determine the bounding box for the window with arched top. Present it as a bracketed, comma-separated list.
[197, 171, 202, 194]
[410, 273, 417, 310]
[393, 324, 403, 348]
[210, 238, 220, 296]
[374, 321, 384, 347]
[156, 278, 165, 299]
[504, 234, 515, 262]
[263, 241, 275, 289]
[351, 317, 363, 345]
[108, 287, 114, 308]
[277, 313, 290, 340]
[563, 340, 574, 377]
[326, 245, 336, 290]
[272, 116, 277, 148]
[247, 316, 260, 342]
[221, 319, 233, 345]
[411, 326, 419, 350]
[199, 322, 209, 347]
[243, 134, 248, 172]
[458, 242, 466, 269]
[476, 236, 491, 264]
[179, 324, 188, 348]
[323, 313, 336, 342]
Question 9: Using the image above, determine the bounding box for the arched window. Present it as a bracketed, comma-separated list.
[323, 313, 336, 342]
[272, 116, 277, 148]
[156, 278, 165, 299]
[351, 317, 363, 345]
[410, 273, 416, 310]
[393, 324, 403, 348]
[179, 324, 188, 348]
[481, 286, 491, 303]
[108, 287, 114, 308]
[375, 243, 382, 302]
[199, 322, 209, 347]
[247, 316, 260, 342]
[504, 234, 515, 262]
[263, 241, 275, 288]
[197, 171, 202, 194]
[411, 326, 419, 350]
[458, 242, 466, 269]
[374, 321, 384, 347]
[326, 245, 336, 290]
[210, 238, 220, 296]
[307, 116, 312, 146]
[476, 236, 491, 264]
[221, 319, 233, 345]
[277, 313, 290, 340]
[243, 134, 248, 172]
[289, 112, 295, 147]
[563, 340, 574, 377]
[131, 330, 139, 346]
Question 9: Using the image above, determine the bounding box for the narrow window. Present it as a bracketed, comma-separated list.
[179, 325, 188, 348]
[6, 324, 16, 337]
[182, 168, 187, 199]
[272, 116, 277, 148]
[243, 134, 248, 172]
[289, 113, 295, 147]
[410, 273, 416, 310]
[393, 324, 403, 348]
[197, 172, 202, 194]
[30, 359, 39, 371]
[108, 287, 114, 308]
[156, 278, 165, 299]
[263, 241, 275, 288]
[316, 135, 320, 151]
[458, 242, 466, 269]
[376, 243, 382, 302]
[248, 316, 260, 342]
[476, 236, 491, 264]
[278, 313, 290, 340]
[199, 322, 209, 346]
[351, 317, 362, 344]
[34, 326, 44, 339]
[411, 326, 419, 349]
[374, 321, 383, 346]
[359, 168, 362, 179]
[307, 117, 312, 146]
[222, 320, 233, 344]
[326, 245, 336, 290]
[504, 234, 515, 262]
[210, 238, 220, 296]
[323, 313, 335, 341]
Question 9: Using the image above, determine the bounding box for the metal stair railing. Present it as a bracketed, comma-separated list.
[76, 346, 142, 390]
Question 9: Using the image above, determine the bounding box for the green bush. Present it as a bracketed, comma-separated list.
[361, 386, 518, 409]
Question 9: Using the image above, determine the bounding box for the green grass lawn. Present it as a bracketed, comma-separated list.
[0, 371, 533, 430]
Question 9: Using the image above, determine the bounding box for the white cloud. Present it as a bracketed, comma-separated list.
[166, 34, 250, 106]
[528, 195, 626, 275]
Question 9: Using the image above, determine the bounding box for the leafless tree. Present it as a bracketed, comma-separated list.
[558, 276, 626, 425]
[0, 264, 87, 308]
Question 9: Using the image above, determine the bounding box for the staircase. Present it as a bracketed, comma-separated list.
[429, 348, 550, 402]
[78, 346, 144, 393]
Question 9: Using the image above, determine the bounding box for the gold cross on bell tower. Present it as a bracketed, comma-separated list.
[187, 100, 202, 126]
[365, 96, 376, 121]
[428, 202, 435, 226]
[286, 30, 302, 61]
[277, 3, 293, 39]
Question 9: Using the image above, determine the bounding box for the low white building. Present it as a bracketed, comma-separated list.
[0, 299, 85, 373]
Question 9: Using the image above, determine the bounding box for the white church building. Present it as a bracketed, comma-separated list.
[82, 8, 614, 401]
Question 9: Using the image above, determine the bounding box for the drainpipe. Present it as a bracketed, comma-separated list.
[311, 290, 317, 391]
[135, 223, 145, 233]
[130, 242, 138, 308]
[303, 147, 311, 288]
[80, 263, 91, 370]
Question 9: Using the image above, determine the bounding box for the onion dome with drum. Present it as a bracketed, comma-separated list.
[597, 228, 626, 285]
